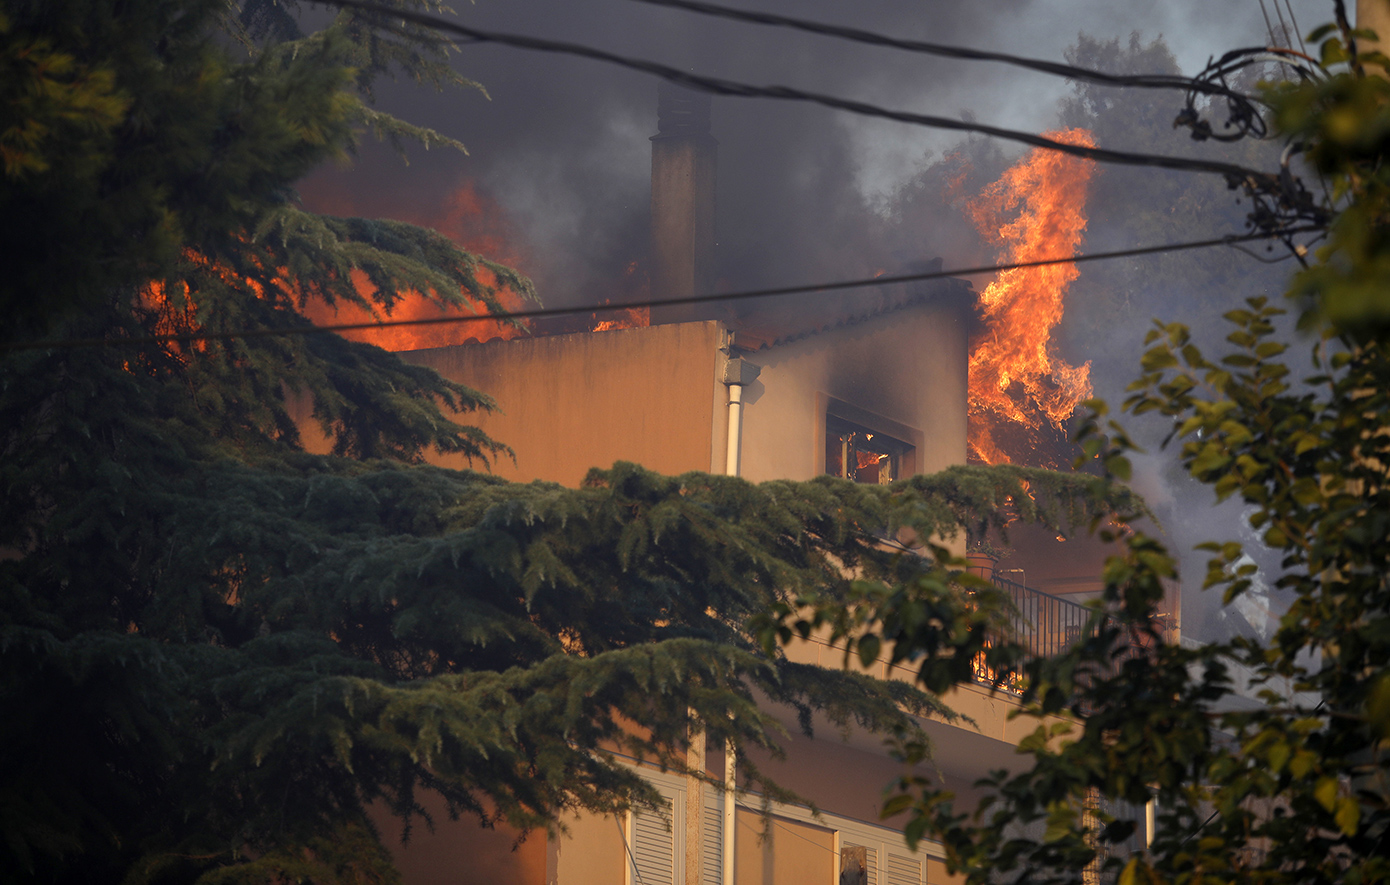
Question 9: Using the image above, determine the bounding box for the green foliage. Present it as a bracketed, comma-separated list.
[0, 3, 1135, 883]
[767, 13, 1390, 885]
[793, 304, 1390, 882]
[0, 9, 127, 178]
[1266, 14, 1390, 337]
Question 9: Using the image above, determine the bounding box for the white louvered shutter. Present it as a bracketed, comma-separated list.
[701, 790, 724, 885]
[885, 852, 923, 885]
[629, 780, 684, 885]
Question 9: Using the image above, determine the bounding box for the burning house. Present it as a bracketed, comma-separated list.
[292, 84, 1176, 885]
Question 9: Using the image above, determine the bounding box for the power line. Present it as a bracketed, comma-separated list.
[626, 0, 1249, 100]
[324, 0, 1277, 186]
[1257, 0, 1284, 47]
[3, 228, 1321, 353]
[1282, 0, 1309, 55]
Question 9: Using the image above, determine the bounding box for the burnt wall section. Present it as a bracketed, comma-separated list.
[401, 321, 725, 485]
[736, 298, 969, 485]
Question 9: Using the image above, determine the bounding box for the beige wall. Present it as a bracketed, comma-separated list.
[552, 810, 627, 885]
[733, 727, 922, 828]
[1360, 0, 1390, 54]
[927, 858, 967, 885]
[737, 304, 969, 485]
[401, 321, 727, 486]
[298, 307, 975, 884]
[734, 810, 834, 885]
[296, 304, 967, 489]
[370, 793, 546, 885]
[400, 320, 728, 483]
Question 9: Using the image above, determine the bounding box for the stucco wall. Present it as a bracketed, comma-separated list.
[734, 809, 834, 885]
[736, 303, 969, 484]
[370, 793, 546, 885]
[552, 809, 627, 885]
[400, 322, 726, 486]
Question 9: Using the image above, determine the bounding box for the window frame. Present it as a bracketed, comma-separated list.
[821, 398, 921, 483]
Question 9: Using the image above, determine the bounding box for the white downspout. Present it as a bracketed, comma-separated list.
[719, 354, 758, 885]
[721, 380, 741, 885]
[721, 355, 759, 479]
[722, 746, 736, 885]
[1145, 798, 1156, 851]
[725, 383, 745, 478]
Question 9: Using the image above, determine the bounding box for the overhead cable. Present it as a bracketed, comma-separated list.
[1282, 0, 1308, 55]
[1258, 0, 1281, 47]
[626, 0, 1252, 101]
[3, 228, 1321, 353]
[324, 0, 1276, 185]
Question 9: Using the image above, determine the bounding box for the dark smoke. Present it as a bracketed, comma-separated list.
[300, 0, 1320, 307]
[297, 0, 1328, 643]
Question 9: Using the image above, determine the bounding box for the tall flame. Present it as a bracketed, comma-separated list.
[299, 180, 533, 351]
[967, 129, 1096, 465]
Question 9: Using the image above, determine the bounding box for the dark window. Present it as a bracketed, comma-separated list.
[826, 415, 909, 485]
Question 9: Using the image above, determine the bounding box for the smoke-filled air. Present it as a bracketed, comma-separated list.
[297, 0, 1327, 642]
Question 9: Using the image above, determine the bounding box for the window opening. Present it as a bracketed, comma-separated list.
[826, 415, 909, 485]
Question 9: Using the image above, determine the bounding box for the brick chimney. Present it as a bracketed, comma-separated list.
[649, 82, 716, 325]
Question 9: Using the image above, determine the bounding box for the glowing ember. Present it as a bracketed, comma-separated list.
[966, 129, 1096, 465]
[590, 261, 651, 332]
[305, 266, 531, 352]
[591, 302, 650, 332]
[298, 180, 534, 351]
[856, 449, 885, 470]
[137, 249, 266, 356]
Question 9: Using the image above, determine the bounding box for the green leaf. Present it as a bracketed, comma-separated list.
[857, 634, 882, 667]
[1104, 454, 1132, 481]
[1119, 856, 1140, 885]
[1314, 776, 1339, 812]
[1140, 347, 1179, 372]
[1335, 796, 1361, 836]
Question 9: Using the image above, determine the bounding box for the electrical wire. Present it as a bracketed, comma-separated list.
[1283, 0, 1309, 55]
[616, 814, 651, 885]
[322, 0, 1276, 185]
[1273, 0, 1293, 48]
[737, 811, 845, 858]
[624, 0, 1253, 101]
[2, 227, 1322, 353]
[1258, 0, 1282, 48]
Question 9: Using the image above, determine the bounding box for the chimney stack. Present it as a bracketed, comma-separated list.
[649, 83, 716, 325]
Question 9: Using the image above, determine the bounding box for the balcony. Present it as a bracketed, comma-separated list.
[972, 572, 1094, 695]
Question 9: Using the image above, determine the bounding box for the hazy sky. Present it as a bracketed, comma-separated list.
[298, 0, 1337, 641]
[303, 0, 1330, 306]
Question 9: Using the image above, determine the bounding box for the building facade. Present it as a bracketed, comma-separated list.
[342, 281, 1046, 885]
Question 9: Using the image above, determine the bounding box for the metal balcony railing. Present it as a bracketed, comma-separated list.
[993, 573, 1094, 659]
[971, 572, 1095, 694]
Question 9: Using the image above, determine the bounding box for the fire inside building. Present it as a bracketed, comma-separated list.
[293, 83, 1180, 885]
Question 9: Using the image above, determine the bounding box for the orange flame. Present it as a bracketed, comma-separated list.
[592, 306, 650, 332]
[967, 129, 1096, 465]
[590, 261, 651, 332]
[136, 249, 266, 357]
[305, 266, 530, 352]
[299, 180, 534, 351]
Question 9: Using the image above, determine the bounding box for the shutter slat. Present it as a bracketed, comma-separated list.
[632, 806, 675, 885]
[886, 853, 922, 885]
[702, 800, 723, 885]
